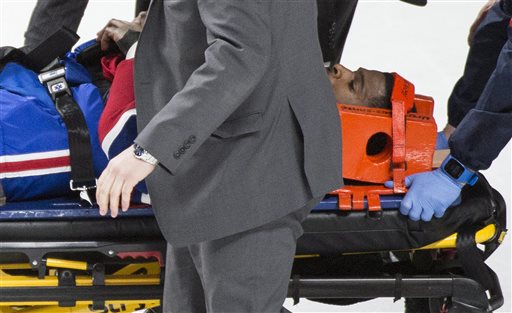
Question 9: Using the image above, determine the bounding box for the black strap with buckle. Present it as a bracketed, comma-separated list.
[39, 67, 96, 206]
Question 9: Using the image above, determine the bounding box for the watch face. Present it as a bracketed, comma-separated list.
[444, 159, 464, 179]
[134, 146, 144, 157]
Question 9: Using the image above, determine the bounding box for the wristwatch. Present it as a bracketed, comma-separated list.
[133, 143, 158, 166]
[440, 155, 478, 187]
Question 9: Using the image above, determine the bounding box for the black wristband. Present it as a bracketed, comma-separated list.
[116, 30, 141, 55]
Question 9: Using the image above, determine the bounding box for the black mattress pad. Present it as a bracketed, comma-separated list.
[0, 175, 505, 255]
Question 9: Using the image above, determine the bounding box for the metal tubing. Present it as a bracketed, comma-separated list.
[0, 285, 162, 302]
[0, 275, 495, 312]
[288, 276, 454, 299]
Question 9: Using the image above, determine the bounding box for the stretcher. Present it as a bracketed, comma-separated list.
[0, 173, 506, 313]
[1, 45, 507, 313]
[0, 5, 507, 312]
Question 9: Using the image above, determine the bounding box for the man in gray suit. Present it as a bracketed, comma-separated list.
[97, 0, 342, 311]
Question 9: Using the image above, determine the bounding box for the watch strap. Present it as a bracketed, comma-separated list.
[133, 143, 158, 165]
[441, 155, 479, 187]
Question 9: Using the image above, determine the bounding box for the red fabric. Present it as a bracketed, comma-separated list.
[100, 54, 125, 81]
[98, 56, 136, 143]
[0, 156, 70, 173]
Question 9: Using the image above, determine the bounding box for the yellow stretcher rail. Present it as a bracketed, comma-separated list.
[0, 263, 32, 270]
[0, 261, 162, 312]
[0, 261, 161, 288]
[419, 224, 497, 250]
[0, 274, 160, 288]
[45, 258, 88, 271]
[0, 300, 160, 313]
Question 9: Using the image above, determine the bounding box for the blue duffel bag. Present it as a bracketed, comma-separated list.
[0, 34, 108, 203]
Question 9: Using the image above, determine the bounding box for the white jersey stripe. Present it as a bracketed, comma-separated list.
[0, 150, 70, 163]
[101, 109, 137, 157]
[0, 166, 71, 179]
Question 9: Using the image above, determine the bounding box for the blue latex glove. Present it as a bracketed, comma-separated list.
[435, 131, 449, 150]
[384, 169, 463, 222]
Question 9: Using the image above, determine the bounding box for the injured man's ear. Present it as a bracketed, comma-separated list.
[327, 64, 394, 109]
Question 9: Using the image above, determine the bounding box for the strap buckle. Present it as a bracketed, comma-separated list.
[69, 180, 97, 208]
[38, 67, 71, 100]
[69, 179, 97, 191]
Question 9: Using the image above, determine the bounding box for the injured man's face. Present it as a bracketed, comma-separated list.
[327, 64, 394, 109]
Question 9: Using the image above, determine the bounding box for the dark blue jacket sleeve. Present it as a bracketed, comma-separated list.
[449, 19, 512, 170]
[447, 3, 509, 127]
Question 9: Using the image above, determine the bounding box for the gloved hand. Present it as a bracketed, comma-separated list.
[435, 131, 450, 150]
[436, 124, 455, 150]
[384, 169, 463, 222]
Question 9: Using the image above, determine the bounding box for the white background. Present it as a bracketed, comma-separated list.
[0, 0, 510, 312]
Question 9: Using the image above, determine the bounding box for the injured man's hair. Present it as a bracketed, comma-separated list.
[327, 64, 394, 109]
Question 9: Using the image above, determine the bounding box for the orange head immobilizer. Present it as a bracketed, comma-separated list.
[336, 73, 437, 198]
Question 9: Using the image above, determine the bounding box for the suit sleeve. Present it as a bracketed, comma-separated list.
[24, 0, 89, 52]
[134, 0, 271, 174]
[449, 20, 512, 170]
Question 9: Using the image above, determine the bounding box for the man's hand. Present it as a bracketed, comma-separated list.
[468, 0, 499, 45]
[96, 12, 147, 51]
[96, 146, 156, 218]
[384, 169, 462, 222]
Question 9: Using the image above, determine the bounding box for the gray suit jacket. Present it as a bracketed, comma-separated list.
[134, 0, 342, 246]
